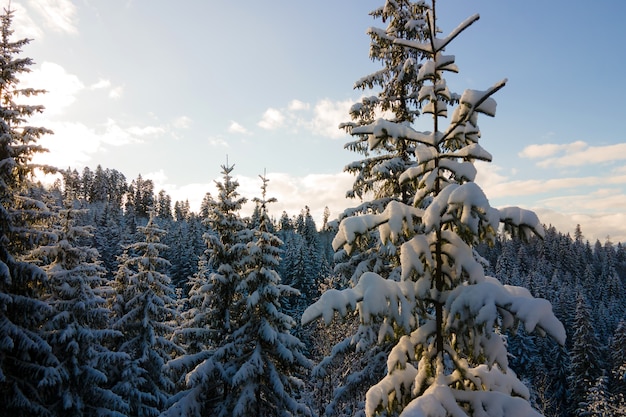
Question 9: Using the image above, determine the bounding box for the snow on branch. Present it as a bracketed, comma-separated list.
[400, 160, 478, 189]
[399, 373, 543, 417]
[498, 206, 545, 240]
[394, 13, 480, 55]
[446, 276, 566, 345]
[423, 182, 500, 236]
[441, 143, 493, 162]
[352, 118, 439, 149]
[332, 200, 424, 252]
[301, 271, 415, 330]
[443, 79, 507, 146]
[433, 13, 481, 53]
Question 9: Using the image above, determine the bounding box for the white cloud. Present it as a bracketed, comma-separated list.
[208, 136, 229, 147]
[475, 162, 626, 243]
[127, 125, 165, 137]
[476, 161, 626, 199]
[12, 2, 43, 39]
[97, 118, 157, 146]
[27, 0, 78, 34]
[173, 116, 192, 129]
[538, 188, 626, 215]
[258, 108, 285, 130]
[34, 122, 100, 168]
[144, 169, 168, 186]
[89, 79, 111, 90]
[288, 99, 310, 111]
[228, 121, 250, 135]
[87, 78, 123, 99]
[535, 209, 626, 245]
[145, 172, 211, 210]
[108, 86, 124, 99]
[256, 98, 353, 139]
[310, 99, 353, 139]
[520, 141, 626, 168]
[18, 61, 84, 115]
[33, 118, 166, 169]
[519, 141, 586, 159]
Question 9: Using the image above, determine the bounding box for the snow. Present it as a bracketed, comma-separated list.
[333, 200, 424, 251]
[352, 118, 440, 147]
[301, 271, 415, 331]
[394, 13, 480, 54]
[307, 165, 564, 416]
[446, 277, 566, 345]
[441, 159, 477, 182]
[399, 380, 543, 417]
[458, 88, 499, 117]
[446, 143, 493, 162]
[498, 206, 545, 239]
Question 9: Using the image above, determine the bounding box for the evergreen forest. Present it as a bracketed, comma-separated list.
[1, 1, 625, 417]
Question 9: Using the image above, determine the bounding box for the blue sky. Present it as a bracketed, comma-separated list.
[14, 0, 626, 243]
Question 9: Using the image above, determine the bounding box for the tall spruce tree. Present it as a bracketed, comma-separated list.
[583, 374, 614, 417]
[28, 202, 126, 416]
[311, 3, 431, 412]
[568, 291, 603, 417]
[303, 1, 565, 416]
[0, 7, 60, 416]
[111, 211, 181, 417]
[201, 162, 249, 340]
[164, 163, 250, 416]
[610, 320, 626, 404]
[206, 174, 312, 416]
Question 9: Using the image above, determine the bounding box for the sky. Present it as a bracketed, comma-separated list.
[11, 0, 626, 244]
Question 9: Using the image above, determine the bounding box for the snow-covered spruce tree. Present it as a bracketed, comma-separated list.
[93, 201, 124, 279]
[199, 162, 249, 341]
[609, 320, 626, 405]
[203, 173, 312, 417]
[110, 210, 181, 417]
[303, 1, 565, 416]
[309, 3, 432, 414]
[164, 163, 250, 415]
[568, 291, 603, 417]
[583, 373, 616, 417]
[27, 202, 127, 416]
[335, 0, 428, 285]
[0, 7, 61, 416]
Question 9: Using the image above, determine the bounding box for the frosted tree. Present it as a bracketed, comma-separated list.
[28, 202, 126, 416]
[0, 7, 60, 416]
[200, 162, 249, 340]
[167, 172, 311, 416]
[110, 210, 181, 417]
[280, 232, 310, 315]
[164, 163, 250, 415]
[310, 3, 432, 413]
[303, 1, 565, 416]
[609, 320, 626, 403]
[165, 216, 202, 288]
[584, 374, 615, 417]
[175, 163, 248, 350]
[93, 201, 124, 279]
[207, 173, 312, 416]
[568, 291, 603, 417]
[335, 0, 428, 286]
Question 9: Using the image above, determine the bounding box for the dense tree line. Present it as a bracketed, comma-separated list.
[1, 2, 626, 417]
[15, 159, 626, 417]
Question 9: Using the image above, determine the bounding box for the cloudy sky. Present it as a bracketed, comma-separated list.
[13, 0, 626, 243]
